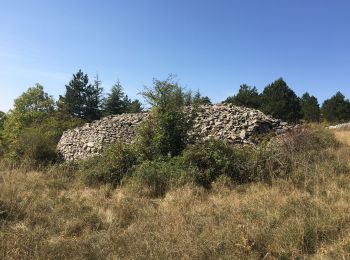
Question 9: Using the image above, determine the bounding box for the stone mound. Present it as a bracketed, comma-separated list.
[57, 104, 289, 161]
[328, 122, 350, 130]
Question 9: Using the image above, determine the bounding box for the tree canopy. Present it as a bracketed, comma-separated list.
[1, 84, 56, 159]
[225, 84, 261, 109]
[61, 70, 103, 121]
[103, 81, 143, 116]
[300, 92, 320, 122]
[321, 92, 350, 123]
[261, 78, 302, 123]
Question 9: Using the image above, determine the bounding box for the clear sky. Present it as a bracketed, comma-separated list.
[0, 0, 349, 112]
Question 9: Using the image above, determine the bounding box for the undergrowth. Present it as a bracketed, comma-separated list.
[1, 125, 350, 259]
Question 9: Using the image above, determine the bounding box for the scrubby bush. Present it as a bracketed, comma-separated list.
[254, 125, 342, 183]
[125, 157, 202, 197]
[81, 142, 138, 186]
[181, 139, 252, 187]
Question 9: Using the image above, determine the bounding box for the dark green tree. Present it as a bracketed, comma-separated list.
[225, 84, 261, 109]
[103, 81, 127, 116]
[321, 92, 350, 123]
[61, 70, 103, 121]
[103, 81, 143, 115]
[300, 92, 320, 122]
[261, 78, 302, 122]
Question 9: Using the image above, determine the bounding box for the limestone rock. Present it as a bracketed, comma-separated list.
[57, 104, 290, 161]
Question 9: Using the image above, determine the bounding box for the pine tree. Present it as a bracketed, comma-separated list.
[300, 92, 320, 122]
[261, 78, 302, 122]
[62, 70, 103, 121]
[225, 84, 261, 109]
[321, 92, 350, 123]
[103, 81, 128, 116]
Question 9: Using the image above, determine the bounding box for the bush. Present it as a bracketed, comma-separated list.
[181, 139, 252, 187]
[81, 142, 138, 186]
[126, 158, 198, 197]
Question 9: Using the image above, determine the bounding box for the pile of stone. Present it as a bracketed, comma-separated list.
[57, 104, 289, 161]
[328, 122, 350, 130]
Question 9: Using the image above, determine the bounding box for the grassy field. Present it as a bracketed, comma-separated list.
[1, 129, 350, 259]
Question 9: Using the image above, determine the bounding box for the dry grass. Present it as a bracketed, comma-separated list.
[335, 129, 350, 146]
[1, 130, 350, 259]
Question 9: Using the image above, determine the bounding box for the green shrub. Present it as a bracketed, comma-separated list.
[127, 158, 197, 197]
[81, 142, 138, 186]
[181, 139, 252, 187]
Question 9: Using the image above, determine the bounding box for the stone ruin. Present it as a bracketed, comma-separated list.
[57, 104, 289, 161]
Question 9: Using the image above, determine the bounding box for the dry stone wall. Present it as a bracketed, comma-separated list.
[57, 104, 289, 161]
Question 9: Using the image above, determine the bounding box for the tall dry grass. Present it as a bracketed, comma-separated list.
[0, 129, 350, 259]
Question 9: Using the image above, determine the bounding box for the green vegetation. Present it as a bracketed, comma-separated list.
[136, 76, 193, 158]
[1, 73, 350, 258]
[59, 70, 103, 121]
[261, 78, 302, 123]
[300, 92, 321, 122]
[1, 126, 350, 258]
[103, 81, 142, 116]
[321, 91, 350, 123]
[225, 84, 261, 109]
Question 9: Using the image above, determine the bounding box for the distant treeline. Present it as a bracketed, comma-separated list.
[225, 79, 350, 124]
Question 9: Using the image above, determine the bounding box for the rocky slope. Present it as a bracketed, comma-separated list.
[57, 104, 289, 161]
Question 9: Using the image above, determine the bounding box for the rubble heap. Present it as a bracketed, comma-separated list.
[57, 104, 289, 161]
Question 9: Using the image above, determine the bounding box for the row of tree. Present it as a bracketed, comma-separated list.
[225, 78, 350, 123]
[0, 72, 211, 163]
[57, 70, 143, 121]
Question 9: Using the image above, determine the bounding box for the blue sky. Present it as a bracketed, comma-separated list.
[0, 0, 349, 111]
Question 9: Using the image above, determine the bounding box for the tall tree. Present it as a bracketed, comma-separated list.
[62, 70, 103, 121]
[321, 92, 350, 123]
[103, 81, 128, 116]
[300, 92, 320, 122]
[261, 78, 302, 122]
[104, 81, 143, 116]
[225, 84, 261, 109]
